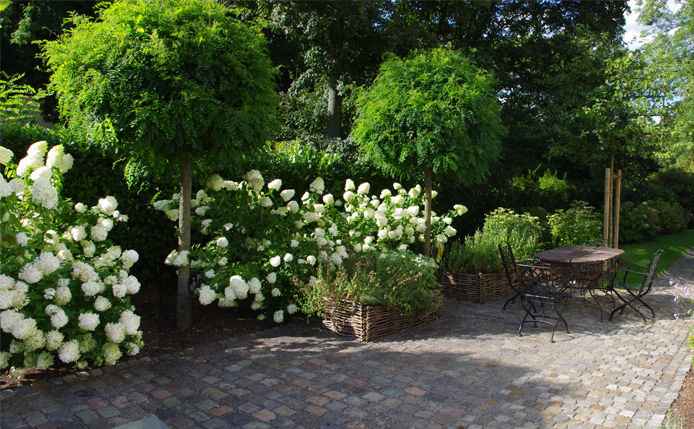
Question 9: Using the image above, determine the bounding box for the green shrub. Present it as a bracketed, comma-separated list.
[548, 201, 602, 246]
[255, 138, 391, 199]
[442, 208, 544, 273]
[650, 199, 691, 234]
[301, 250, 441, 316]
[507, 167, 573, 212]
[647, 168, 694, 218]
[619, 201, 658, 243]
[442, 232, 501, 273]
[0, 73, 42, 124]
[0, 122, 176, 283]
[482, 208, 544, 260]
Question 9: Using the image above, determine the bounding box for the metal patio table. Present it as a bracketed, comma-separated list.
[535, 246, 625, 320]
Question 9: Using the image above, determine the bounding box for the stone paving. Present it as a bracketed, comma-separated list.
[1, 250, 693, 429]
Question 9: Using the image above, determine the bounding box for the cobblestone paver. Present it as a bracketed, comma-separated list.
[2, 251, 693, 428]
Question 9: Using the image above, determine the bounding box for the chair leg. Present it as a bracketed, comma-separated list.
[625, 289, 656, 318]
[609, 288, 629, 321]
[555, 302, 569, 334]
[503, 292, 520, 310]
[610, 288, 654, 323]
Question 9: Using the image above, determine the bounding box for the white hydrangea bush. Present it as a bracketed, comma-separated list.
[154, 171, 466, 322]
[0, 142, 143, 373]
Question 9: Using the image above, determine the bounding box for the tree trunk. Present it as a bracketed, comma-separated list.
[423, 167, 433, 257]
[326, 75, 342, 138]
[176, 157, 193, 330]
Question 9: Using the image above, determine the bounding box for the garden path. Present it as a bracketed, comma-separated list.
[1, 251, 693, 429]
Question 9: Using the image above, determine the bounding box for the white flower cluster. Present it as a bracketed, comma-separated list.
[154, 171, 466, 324]
[0, 143, 143, 373]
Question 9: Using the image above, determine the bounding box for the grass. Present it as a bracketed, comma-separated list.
[620, 229, 694, 273]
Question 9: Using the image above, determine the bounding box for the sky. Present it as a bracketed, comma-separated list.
[623, 0, 651, 49]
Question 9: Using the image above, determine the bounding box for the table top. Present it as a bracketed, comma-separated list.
[535, 246, 624, 264]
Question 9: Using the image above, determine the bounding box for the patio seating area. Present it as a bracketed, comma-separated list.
[1, 251, 692, 429]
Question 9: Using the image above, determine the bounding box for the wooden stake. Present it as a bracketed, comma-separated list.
[613, 170, 622, 249]
[603, 168, 611, 247]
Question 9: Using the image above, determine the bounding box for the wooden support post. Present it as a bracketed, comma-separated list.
[603, 168, 612, 247]
[613, 170, 621, 249]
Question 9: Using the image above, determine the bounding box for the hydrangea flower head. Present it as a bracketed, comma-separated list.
[309, 177, 325, 194]
[268, 179, 282, 191]
[206, 174, 224, 191]
[0, 146, 13, 165]
[31, 177, 58, 209]
[97, 196, 118, 216]
[244, 170, 264, 192]
[58, 340, 80, 363]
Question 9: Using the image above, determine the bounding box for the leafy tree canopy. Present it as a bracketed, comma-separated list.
[352, 47, 504, 184]
[636, 0, 693, 170]
[43, 0, 277, 178]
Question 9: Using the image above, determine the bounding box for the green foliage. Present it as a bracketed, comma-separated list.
[546, 37, 653, 179]
[548, 201, 602, 246]
[506, 167, 574, 212]
[620, 201, 659, 243]
[0, 74, 42, 123]
[352, 47, 504, 183]
[255, 138, 389, 199]
[482, 208, 545, 259]
[442, 232, 502, 273]
[442, 208, 544, 273]
[637, 0, 694, 171]
[649, 199, 691, 234]
[620, 199, 691, 242]
[301, 251, 441, 316]
[43, 0, 277, 177]
[0, 121, 175, 284]
[642, 168, 694, 218]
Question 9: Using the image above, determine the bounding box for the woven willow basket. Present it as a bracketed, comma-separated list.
[437, 271, 513, 302]
[321, 299, 440, 342]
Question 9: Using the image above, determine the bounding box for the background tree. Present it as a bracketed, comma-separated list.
[637, 0, 693, 170]
[0, 1, 104, 121]
[352, 48, 504, 255]
[264, 0, 389, 138]
[43, 0, 277, 329]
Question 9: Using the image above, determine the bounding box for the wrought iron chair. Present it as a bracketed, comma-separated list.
[499, 243, 541, 310]
[499, 243, 571, 342]
[609, 249, 664, 323]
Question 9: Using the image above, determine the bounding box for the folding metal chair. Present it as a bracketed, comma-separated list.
[609, 249, 663, 323]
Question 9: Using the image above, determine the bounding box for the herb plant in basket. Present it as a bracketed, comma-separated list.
[301, 250, 441, 341]
[439, 208, 543, 302]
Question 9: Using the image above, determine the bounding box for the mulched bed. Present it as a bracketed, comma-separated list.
[671, 363, 694, 428]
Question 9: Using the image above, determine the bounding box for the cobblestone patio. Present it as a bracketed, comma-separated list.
[1, 250, 693, 429]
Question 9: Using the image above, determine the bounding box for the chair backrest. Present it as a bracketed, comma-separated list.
[498, 242, 521, 292]
[639, 249, 664, 294]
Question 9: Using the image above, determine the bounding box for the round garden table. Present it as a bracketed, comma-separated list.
[535, 246, 624, 265]
[535, 246, 625, 320]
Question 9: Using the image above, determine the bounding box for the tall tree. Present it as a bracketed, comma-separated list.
[637, 0, 694, 170]
[265, 0, 388, 138]
[352, 48, 504, 255]
[43, 0, 277, 329]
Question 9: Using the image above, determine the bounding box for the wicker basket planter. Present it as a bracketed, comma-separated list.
[437, 271, 513, 302]
[321, 299, 440, 342]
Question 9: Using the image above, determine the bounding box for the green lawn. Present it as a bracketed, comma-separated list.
[620, 229, 694, 273]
